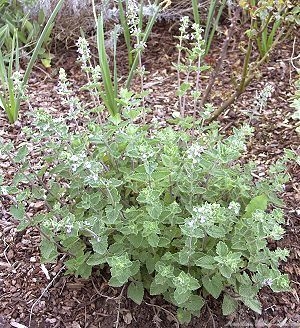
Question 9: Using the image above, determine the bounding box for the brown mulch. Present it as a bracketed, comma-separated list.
[0, 21, 299, 328]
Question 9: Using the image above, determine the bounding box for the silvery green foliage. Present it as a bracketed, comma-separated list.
[0, 99, 294, 322]
[290, 76, 300, 133]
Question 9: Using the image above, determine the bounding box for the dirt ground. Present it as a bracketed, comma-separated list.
[0, 20, 299, 328]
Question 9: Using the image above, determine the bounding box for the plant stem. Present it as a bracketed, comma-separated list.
[207, 25, 293, 122]
[200, 6, 240, 108]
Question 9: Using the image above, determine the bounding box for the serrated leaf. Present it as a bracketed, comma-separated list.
[127, 233, 143, 248]
[40, 237, 58, 263]
[219, 265, 233, 279]
[104, 203, 122, 224]
[146, 203, 162, 219]
[147, 233, 159, 247]
[177, 308, 192, 324]
[14, 145, 29, 163]
[150, 280, 168, 295]
[244, 194, 268, 218]
[76, 262, 92, 279]
[216, 241, 228, 257]
[109, 276, 125, 287]
[127, 281, 144, 305]
[195, 255, 216, 269]
[222, 294, 238, 316]
[10, 204, 25, 221]
[184, 294, 205, 313]
[174, 289, 191, 305]
[31, 186, 46, 199]
[145, 256, 157, 274]
[206, 225, 226, 238]
[86, 253, 106, 266]
[239, 284, 256, 298]
[242, 297, 262, 314]
[90, 235, 108, 254]
[202, 274, 223, 299]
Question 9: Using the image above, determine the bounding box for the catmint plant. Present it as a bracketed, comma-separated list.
[1, 100, 295, 323]
[174, 17, 210, 119]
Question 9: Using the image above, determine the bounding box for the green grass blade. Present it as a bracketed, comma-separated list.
[118, 0, 133, 66]
[113, 26, 119, 102]
[267, 19, 281, 52]
[204, 0, 218, 48]
[22, 0, 65, 86]
[125, 2, 160, 89]
[205, 0, 226, 55]
[192, 0, 200, 25]
[96, 14, 118, 116]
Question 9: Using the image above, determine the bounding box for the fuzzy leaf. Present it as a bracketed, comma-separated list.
[222, 294, 238, 316]
[177, 308, 192, 324]
[242, 297, 262, 314]
[244, 194, 268, 218]
[216, 241, 228, 257]
[86, 253, 106, 266]
[127, 281, 144, 305]
[206, 225, 226, 238]
[174, 289, 191, 305]
[184, 294, 205, 313]
[40, 237, 58, 263]
[195, 255, 216, 269]
[150, 280, 168, 295]
[90, 235, 108, 254]
[10, 204, 25, 221]
[14, 145, 29, 163]
[202, 274, 223, 299]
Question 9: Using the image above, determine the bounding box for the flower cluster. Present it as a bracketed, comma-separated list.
[253, 83, 275, 113]
[12, 71, 27, 101]
[228, 201, 241, 215]
[187, 144, 206, 163]
[57, 68, 82, 118]
[193, 206, 207, 223]
[126, 0, 140, 36]
[76, 37, 91, 72]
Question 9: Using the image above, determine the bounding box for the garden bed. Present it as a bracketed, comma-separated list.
[0, 20, 299, 328]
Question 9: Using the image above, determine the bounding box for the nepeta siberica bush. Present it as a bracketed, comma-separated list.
[0, 106, 294, 323]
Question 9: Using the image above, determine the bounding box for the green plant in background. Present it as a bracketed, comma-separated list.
[79, 0, 160, 120]
[204, 1, 299, 122]
[241, 0, 299, 58]
[191, 0, 226, 55]
[0, 0, 53, 65]
[0, 0, 65, 123]
[174, 16, 210, 119]
[0, 31, 23, 123]
[203, 0, 226, 55]
[118, 0, 134, 67]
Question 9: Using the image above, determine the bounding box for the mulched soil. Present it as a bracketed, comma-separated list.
[0, 20, 299, 328]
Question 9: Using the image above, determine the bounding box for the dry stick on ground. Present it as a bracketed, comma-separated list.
[28, 264, 66, 328]
[115, 285, 126, 328]
[143, 300, 180, 328]
[3, 193, 69, 256]
[205, 303, 216, 328]
[207, 24, 295, 122]
[199, 6, 241, 109]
